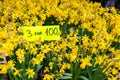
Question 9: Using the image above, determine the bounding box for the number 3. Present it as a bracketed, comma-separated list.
[26, 30, 32, 37]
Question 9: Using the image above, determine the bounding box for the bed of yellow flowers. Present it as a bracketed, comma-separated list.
[0, 0, 120, 80]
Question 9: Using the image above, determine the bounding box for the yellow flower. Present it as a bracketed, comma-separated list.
[0, 64, 8, 74]
[82, 35, 90, 48]
[44, 67, 49, 73]
[115, 50, 120, 58]
[59, 63, 70, 73]
[0, 29, 8, 40]
[17, 53, 24, 63]
[91, 48, 97, 54]
[72, 46, 78, 55]
[95, 55, 103, 65]
[111, 68, 118, 75]
[36, 52, 45, 64]
[1, 41, 14, 56]
[32, 58, 40, 66]
[70, 54, 77, 62]
[108, 76, 118, 80]
[58, 55, 62, 63]
[49, 62, 53, 70]
[80, 56, 92, 69]
[7, 60, 15, 69]
[95, 55, 109, 66]
[43, 74, 54, 80]
[56, 7, 62, 13]
[40, 44, 51, 53]
[115, 60, 120, 70]
[14, 68, 20, 76]
[30, 47, 37, 55]
[109, 48, 115, 53]
[26, 68, 35, 79]
[16, 49, 25, 63]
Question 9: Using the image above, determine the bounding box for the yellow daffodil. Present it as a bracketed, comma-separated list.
[14, 68, 20, 77]
[43, 74, 54, 80]
[80, 56, 92, 69]
[0, 64, 8, 74]
[26, 68, 35, 79]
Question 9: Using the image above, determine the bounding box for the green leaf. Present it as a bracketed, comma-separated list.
[71, 63, 73, 76]
[36, 65, 42, 72]
[79, 76, 89, 80]
[57, 76, 72, 79]
[62, 73, 72, 76]
[86, 66, 92, 80]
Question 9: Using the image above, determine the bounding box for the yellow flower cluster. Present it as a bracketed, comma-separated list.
[0, 0, 120, 80]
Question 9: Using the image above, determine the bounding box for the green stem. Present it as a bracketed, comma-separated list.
[86, 66, 92, 80]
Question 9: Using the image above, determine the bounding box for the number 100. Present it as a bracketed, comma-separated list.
[46, 28, 59, 36]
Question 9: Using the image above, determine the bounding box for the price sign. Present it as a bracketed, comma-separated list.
[22, 25, 60, 41]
